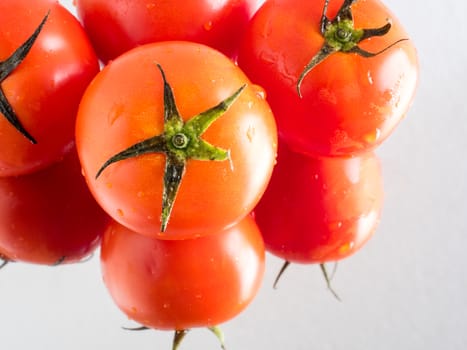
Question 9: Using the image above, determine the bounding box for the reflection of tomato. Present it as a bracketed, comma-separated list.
[76, 0, 265, 62]
[254, 142, 384, 263]
[0, 0, 99, 176]
[0, 148, 109, 265]
[238, 0, 418, 156]
[76, 41, 277, 238]
[100, 215, 265, 330]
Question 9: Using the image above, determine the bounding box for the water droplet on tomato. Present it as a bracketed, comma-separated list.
[328, 221, 343, 231]
[338, 241, 355, 254]
[367, 71, 374, 85]
[228, 154, 235, 172]
[363, 128, 381, 143]
[204, 21, 213, 31]
[246, 125, 255, 142]
[252, 84, 266, 100]
[108, 104, 125, 125]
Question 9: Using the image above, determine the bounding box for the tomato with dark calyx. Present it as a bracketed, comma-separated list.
[238, 0, 418, 157]
[0, 0, 100, 176]
[76, 41, 277, 238]
[76, 0, 265, 63]
[100, 215, 265, 346]
[253, 142, 384, 265]
[0, 147, 109, 265]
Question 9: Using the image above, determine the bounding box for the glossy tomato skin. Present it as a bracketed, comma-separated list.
[100, 215, 265, 330]
[76, 41, 277, 238]
[254, 142, 384, 263]
[0, 0, 100, 176]
[0, 147, 109, 265]
[238, 0, 419, 157]
[76, 0, 265, 62]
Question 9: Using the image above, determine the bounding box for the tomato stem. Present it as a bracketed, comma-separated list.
[95, 64, 245, 232]
[296, 0, 408, 97]
[0, 11, 50, 144]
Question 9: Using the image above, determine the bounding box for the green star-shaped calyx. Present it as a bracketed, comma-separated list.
[96, 64, 246, 232]
[296, 0, 408, 97]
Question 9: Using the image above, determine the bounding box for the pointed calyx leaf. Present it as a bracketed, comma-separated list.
[296, 0, 408, 97]
[173, 329, 190, 350]
[208, 326, 227, 350]
[0, 256, 9, 270]
[273, 260, 291, 289]
[96, 63, 246, 232]
[0, 11, 50, 143]
[172, 327, 226, 350]
[320, 263, 342, 301]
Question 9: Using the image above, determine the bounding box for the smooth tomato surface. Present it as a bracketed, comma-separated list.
[0, 147, 109, 265]
[0, 0, 99, 176]
[238, 0, 418, 156]
[254, 142, 384, 263]
[100, 215, 265, 330]
[76, 0, 265, 62]
[76, 41, 277, 238]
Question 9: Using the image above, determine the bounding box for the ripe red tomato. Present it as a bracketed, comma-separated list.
[253, 142, 384, 263]
[76, 41, 277, 238]
[0, 0, 99, 176]
[0, 147, 109, 265]
[238, 0, 419, 156]
[100, 215, 265, 331]
[76, 0, 265, 62]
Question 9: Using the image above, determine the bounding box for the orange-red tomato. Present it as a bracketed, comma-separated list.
[76, 0, 265, 62]
[238, 0, 419, 156]
[254, 142, 384, 263]
[0, 0, 99, 176]
[0, 148, 109, 265]
[76, 41, 277, 238]
[100, 215, 265, 330]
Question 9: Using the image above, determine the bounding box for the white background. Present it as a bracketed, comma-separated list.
[1, 0, 466, 349]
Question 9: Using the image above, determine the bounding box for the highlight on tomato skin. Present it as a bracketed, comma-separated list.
[237, 0, 419, 157]
[0, 147, 110, 266]
[76, 41, 277, 239]
[76, 0, 266, 63]
[100, 214, 265, 331]
[0, 0, 100, 177]
[253, 141, 384, 264]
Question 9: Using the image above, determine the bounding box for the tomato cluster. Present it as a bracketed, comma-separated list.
[0, 0, 107, 265]
[237, 0, 418, 288]
[0, 0, 418, 348]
